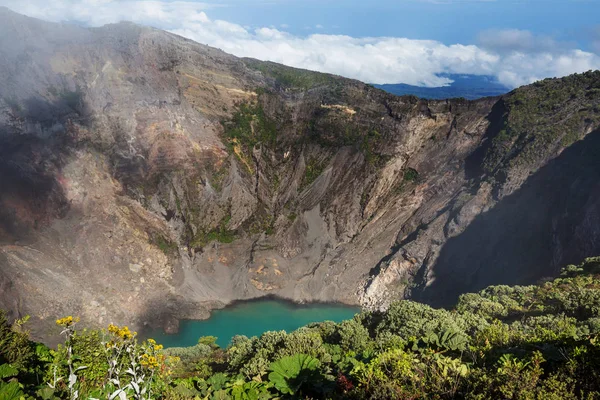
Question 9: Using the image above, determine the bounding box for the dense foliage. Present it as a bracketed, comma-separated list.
[4, 257, 600, 398]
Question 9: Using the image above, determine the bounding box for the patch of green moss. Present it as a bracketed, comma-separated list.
[300, 156, 328, 191]
[209, 161, 229, 193]
[175, 193, 182, 214]
[270, 173, 280, 192]
[404, 168, 419, 182]
[190, 214, 236, 248]
[152, 235, 178, 256]
[392, 168, 420, 194]
[246, 212, 275, 236]
[191, 227, 236, 248]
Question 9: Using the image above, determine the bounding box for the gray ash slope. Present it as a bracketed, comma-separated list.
[1, 7, 600, 341]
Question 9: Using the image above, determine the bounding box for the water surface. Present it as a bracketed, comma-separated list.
[149, 299, 360, 348]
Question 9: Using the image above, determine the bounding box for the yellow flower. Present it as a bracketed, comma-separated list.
[118, 326, 133, 339]
[107, 324, 135, 340]
[56, 316, 79, 327]
[140, 353, 159, 369]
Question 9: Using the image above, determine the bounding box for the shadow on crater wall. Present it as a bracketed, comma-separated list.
[0, 97, 80, 243]
[417, 129, 600, 307]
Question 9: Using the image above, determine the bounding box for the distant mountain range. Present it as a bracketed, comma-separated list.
[374, 74, 511, 100]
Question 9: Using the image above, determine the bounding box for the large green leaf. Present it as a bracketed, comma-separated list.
[35, 344, 53, 363]
[0, 380, 25, 400]
[230, 381, 271, 400]
[211, 389, 230, 400]
[207, 372, 229, 391]
[268, 354, 320, 395]
[422, 329, 468, 351]
[36, 386, 58, 400]
[172, 384, 201, 398]
[0, 364, 18, 380]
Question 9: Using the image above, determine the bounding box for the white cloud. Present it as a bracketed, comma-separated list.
[2, 0, 600, 88]
[591, 25, 600, 55]
[477, 29, 576, 54]
[1, 0, 220, 26]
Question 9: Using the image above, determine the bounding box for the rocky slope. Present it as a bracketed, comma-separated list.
[1, 8, 600, 342]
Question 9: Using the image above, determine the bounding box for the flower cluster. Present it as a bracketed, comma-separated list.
[140, 354, 159, 370]
[147, 338, 163, 351]
[107, 324, 135, 340]
[56, 316, 79, 327]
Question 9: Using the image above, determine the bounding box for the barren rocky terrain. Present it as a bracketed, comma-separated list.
[1, 7, 599, 342]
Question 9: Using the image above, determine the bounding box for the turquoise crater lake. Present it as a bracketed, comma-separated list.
[149, 299, 361, 348]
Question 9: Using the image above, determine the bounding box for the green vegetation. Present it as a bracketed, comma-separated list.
[360, 129, 383, 166]
[306, 117, 386, 168]
[222, 101, 277, 174]
[194, 229, 236, 246]
[300, 156, 329, 191]
[245, 60, 338, 90]
[223, 103, 277, 149]
[191, 215, 237, 248]
[6, 257, 600, 398]
[209, 163, 229, 193]
[392, 167, 420, 195]
[247, 212, 275, 236]
[151, 235, 178, 256]
[404, 167, 419, 182]
[483, 70, 600, 174]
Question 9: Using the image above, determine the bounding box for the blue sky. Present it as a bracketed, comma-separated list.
[208, 0, 600, 51]
[2, 0, 600, 88]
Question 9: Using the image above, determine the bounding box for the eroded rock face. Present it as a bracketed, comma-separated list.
[1, 8, 600, 342]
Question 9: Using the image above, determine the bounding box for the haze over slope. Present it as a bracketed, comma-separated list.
[374, 74, 510, 100]
[0, 7, 599, 341]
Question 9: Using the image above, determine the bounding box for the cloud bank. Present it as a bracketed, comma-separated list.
[2, 0, 600, 88]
